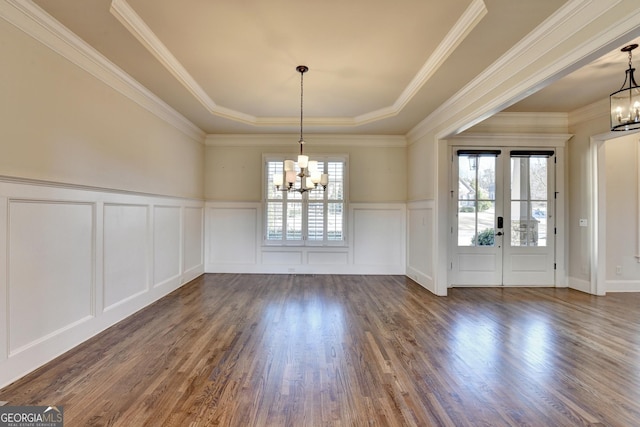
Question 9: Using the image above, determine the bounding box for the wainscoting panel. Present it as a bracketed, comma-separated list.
[352, 205, 406, 272]
[8, 200, 94, 354]
[307, 250, 349, 266]
[205, 203, 259, 270]
[262, 250, 303, 267]
[103, 203, 149, 311]
[406, 200, 436, 293]
[205, 201, 405, 274]
[0, 178, 204, 388]
[153, 206, 181, 288]
[183, 206, 204, 280]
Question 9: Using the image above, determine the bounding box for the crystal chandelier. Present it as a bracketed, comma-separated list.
[610, 43, 640, 131]
[273, 66, 328, 193]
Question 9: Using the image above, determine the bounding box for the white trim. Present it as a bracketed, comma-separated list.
[555, 146, 567, 287]
[204, 201, 406, 275]
[0, 196, 7, 363]
[0, 174, 201, 202]
[206, 134, 407, 148]
[407, 0, 636, 143]
[469, 112, 569, 133]
[569, 99, 609, 127]
[606, 280, 640, 292]
[449, 133, 572, 146]
[406, 200, 437, 294]
[591, 135, 605, 295]
[446, 138, 567, 289]
[354, 0, 487, 125]
[109, 0, 485, 128]
[110, 0, 253, 125]
[589, 130, 640, 295]
[568, 276, 591, 293]
[637, 138, 640, 262]
[0, 178, 204, 388]
[0, 0, 205, 143]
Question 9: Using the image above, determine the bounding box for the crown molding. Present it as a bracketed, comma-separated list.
[468, 112, 568, 133]
[569, 98, 608, 127]
[205, 134, 407, 148]
[448, 132, 573, 147]
[0, 0, 205, 143]
[110, 0, 252, 125]
[110, 0, 485, 128]
[407, 0, 632, 144]
[353, 0, 487, 125]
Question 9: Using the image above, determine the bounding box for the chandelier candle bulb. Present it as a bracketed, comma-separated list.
[284, 160, 295, 172]
[311, 171, 321, 184]
[321, 174, 329, 186]
[298, 155, 309, 169]
[286, 170, 296, 184]
[273, 174, 284, 187]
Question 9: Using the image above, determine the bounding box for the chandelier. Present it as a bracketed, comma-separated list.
[610, 43, 640, 131]
[273, 65, 328, 193]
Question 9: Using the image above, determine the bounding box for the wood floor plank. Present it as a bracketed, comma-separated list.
[2, 274, 640, 426]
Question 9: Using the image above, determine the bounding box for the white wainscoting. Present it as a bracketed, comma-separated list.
[205, 201, 406, 274]
[0, 178, 204, 388]
[406, 200, 436, 293]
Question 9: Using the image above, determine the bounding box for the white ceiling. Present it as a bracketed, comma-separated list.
[29, 0, 640, 135]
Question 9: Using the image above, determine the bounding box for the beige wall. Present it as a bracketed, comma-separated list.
[0, 19, 204, 199]
[569, 111, 640, 287]
[605, 133, 640, 281]
[205, 135, 407, 203]
[407, 134, 436, 202]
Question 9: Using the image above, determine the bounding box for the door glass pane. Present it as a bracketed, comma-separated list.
[510, 156, 548, 247]
[532, 201, 547, 246]
[530, 157, 548, 200]
[458, 201, 476, 246]
[458, 155, 496, 246]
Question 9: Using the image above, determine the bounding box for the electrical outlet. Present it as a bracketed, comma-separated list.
[579, 219, 588, 227]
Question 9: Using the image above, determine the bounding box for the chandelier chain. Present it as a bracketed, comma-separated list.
[300, 68, 304, 148]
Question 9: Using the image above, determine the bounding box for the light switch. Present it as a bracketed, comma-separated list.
[579, 218, 588, 227]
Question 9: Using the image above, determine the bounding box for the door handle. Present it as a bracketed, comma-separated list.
[496, 231, 503, 236]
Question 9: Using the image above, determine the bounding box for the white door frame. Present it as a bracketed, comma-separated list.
[590, 129, 640, 295]
[447, 133, 570, 288]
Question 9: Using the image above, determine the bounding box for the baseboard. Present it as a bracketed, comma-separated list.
[606, 280, 640, 293]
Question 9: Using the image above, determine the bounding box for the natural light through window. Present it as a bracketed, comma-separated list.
[265, 156, 346, 245]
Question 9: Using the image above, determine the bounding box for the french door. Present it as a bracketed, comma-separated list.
[450, 148, 556, 286]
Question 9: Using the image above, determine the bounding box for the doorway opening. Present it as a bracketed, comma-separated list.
[450, 147, 557, 286]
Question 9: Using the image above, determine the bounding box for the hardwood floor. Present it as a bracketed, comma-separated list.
[2, 274, 640, 426]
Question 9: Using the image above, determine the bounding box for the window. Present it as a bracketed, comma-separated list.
[510, 150, 553, 247]
[456, 150, 499, 246]
[264, 156, 346, 244]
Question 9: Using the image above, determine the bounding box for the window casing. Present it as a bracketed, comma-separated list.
[264, 155, 347, 245]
